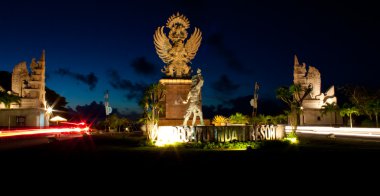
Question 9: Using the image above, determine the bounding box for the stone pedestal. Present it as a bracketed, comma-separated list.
[159, 79, 192, 125]
[159, 78, 209, 126]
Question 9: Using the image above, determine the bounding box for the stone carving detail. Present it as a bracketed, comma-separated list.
[293, 55, 337, 109]
[154, 12, 202, 78]
[12, 62, 29, 96]
[10, 50, 46, 108]
[183, 68, 204, 126]
[306, 66, 321, 97]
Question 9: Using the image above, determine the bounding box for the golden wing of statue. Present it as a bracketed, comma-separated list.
[154, 26, 173, 64]
[185, 27, 202, 61]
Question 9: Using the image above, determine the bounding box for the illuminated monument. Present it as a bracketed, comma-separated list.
[0, 50, 49, 127]
[293, 55, 342, 126]
[182, 68, 204, 126]
[154, 13, 206, 125]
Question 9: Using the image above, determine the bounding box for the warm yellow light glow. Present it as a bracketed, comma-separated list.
[285, 137, 298, 144]
[155, 127, 179, 146]
[155, 126, 194, 146]
[46, 106, 53, 114]
[159, 79, 192, 84]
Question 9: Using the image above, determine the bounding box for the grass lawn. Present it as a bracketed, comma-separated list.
[2, 131, 380, 181]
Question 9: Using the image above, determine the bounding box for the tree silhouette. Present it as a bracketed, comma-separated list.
[276, 83, 312, 136]
[367, 99, 380, 127]
[0, 91, 21, 108]
[140, 83, 165, 141]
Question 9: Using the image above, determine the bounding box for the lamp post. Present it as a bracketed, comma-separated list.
[7, 91, 11, 130]
[300, 106, 304, 126]
[44, 102, 53, 127]
[46, 106, 52, 127]
[250, 82, 259, 120]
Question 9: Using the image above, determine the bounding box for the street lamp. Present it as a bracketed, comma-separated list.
[46, 106, 52, 115]
[45, 104, 53, 127]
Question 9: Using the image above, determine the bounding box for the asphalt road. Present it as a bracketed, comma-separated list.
[0, 133, 84, 150]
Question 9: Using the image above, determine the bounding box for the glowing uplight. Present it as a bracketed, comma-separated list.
[155, 126, 194, 147]
[155, 127, 179, 147]
[285, 137, 298, 144]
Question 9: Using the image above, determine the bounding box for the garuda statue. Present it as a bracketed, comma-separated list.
[154, 12, 202, 78]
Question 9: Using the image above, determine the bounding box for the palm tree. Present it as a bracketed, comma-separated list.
[339, 104, 360, 128]
[0, 91, 21, 108]
[252, 114, 271, 125]
[228, 112, 249, 125]
[140, 83, 166, 141]
[273, 114, 288, 125]
[108, 114, 124, 132]
[0, 91, 21, 130]
[367, 99, 380, 127]
[321, 102, 338, 126]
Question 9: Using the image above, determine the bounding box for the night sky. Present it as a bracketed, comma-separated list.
[1, 0, 379, 117]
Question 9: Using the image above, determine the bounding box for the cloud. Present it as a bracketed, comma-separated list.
[211, 74, 240, 93]
[108, 69, 147, 100]
[205, 33, 252, 73]
[131, 57, 156, 75]
[56, 68, 98, 90]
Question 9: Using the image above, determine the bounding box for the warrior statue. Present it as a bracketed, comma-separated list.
[154, 12, 202, 78]
[183, 68, 204, 126]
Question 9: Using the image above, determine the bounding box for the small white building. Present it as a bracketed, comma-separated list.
[0, 50, 49, 128]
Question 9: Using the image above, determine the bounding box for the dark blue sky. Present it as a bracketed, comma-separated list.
[1, 0, 379, 116]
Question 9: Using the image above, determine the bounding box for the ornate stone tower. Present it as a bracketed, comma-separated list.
[293, 55, 342, 126]
[154, 13, 205, 125]
[293, 55, 307, 86]
[11, 50, 46, 108]
[293, 55, 321, 98]
[12, 61, 29, 97]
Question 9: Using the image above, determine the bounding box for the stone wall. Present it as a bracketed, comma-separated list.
[301, 109, 343, 126]
[0, 108, 47, 128]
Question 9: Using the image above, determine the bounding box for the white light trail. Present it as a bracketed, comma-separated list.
[285, 126, 380, 138]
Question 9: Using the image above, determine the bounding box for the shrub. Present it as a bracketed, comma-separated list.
[255, 140, 293, 150]
[212, 115, 229, 126]
[228, 113, 249, 124]
[184, 141, 257, 150]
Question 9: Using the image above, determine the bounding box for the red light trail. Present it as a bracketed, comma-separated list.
[0, 126, 89, 138]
